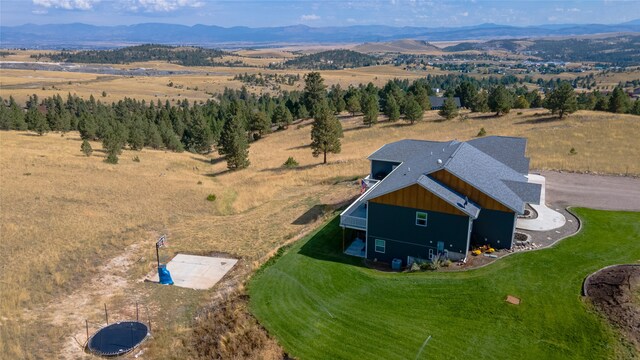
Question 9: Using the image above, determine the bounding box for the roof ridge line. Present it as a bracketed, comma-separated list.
[442, 141, 464, 168]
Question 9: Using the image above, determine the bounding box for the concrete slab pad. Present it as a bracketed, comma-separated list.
[148, 254, 237, 290]
[517, 174, 566, 231]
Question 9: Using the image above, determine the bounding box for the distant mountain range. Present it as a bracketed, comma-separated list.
[1, 21, 639, 49]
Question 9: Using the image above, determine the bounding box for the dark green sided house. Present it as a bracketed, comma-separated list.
[340, 137, 541, 266]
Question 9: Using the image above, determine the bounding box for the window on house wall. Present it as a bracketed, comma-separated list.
[375, 239, 386, 253]
[416, 212, 428, 227]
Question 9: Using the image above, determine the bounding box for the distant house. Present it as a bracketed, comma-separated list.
[429, 96, 461, 110]
[340, 137, 541, 266]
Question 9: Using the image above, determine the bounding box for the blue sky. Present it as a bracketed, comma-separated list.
[1, 0, 639, 27]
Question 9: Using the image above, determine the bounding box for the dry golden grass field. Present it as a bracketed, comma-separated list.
[1, 106, 639, 358]
[0, 60, 433, 105]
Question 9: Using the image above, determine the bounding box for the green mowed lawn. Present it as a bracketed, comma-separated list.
[249, 209, 640, 359]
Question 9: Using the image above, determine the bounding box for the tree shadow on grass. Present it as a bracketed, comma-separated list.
[470, 114, 500, 120]
[343, 125, 370, 133]
[382, 122, 414, 128]
[191, 156, 225, 165]
[515, 116, 563, 125]
[298, 216, 365, 268]
[261, 162, 324, 173]
[203, 168, 233, 177]
[287, 144, 311, 150]
[292, 204, 332, 225]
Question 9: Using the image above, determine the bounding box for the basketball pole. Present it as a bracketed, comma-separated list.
[156, 244, 160, 268]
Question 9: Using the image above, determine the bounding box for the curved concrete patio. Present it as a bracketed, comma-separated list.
[517, 174, 566, 231]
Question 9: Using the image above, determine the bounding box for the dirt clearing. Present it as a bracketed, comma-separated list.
[584, 265, 640, 352]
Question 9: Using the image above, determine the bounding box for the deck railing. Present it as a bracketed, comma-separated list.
[340, 215, 367, 230]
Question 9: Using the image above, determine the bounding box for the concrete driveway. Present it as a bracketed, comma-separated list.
[540, 171, 640, 211]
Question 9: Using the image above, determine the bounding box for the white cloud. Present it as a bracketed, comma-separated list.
[460, 11, 469, 17]
[125, 0, 204, 13]
[32, 0, 99, 10]
[300, 14, 320, 21]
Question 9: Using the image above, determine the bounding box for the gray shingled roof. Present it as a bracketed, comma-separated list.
[363, 137, 541, 215]
[429, 96, 461, 108]
[466, 136, 530, 175]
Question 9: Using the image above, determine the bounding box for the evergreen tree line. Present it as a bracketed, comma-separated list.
[1, 74, 638, 168]
[31, 44, 229, 67]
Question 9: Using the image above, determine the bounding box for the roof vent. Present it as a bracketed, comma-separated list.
[437, 159, 443, 164]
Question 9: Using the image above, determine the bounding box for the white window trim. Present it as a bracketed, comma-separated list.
[416, 211, 428, 227]
[375, 239, 386, 253]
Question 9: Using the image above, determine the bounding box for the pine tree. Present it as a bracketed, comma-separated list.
[488, 85, 513, 116]
[146, 123, 164, 149]
[78, 113, 97, 140]
[414, 87, 431, 111]
[385, 95, 400, 122]
[528, 90, 543, 108]
[81, 139, 93, 157]
[608, 87, 629, 114]
[470, 90, 490, 113]
[26, 108, 49, 135]
[9, 97, 27, 130]
[403, 97, 423, 124]
[454, 81, 477, 108]
[631, 99, 640, 116]
[310, 102, 342, 164]
[272, 103, 293, 129]
[0, 99, 11, 130]
[102, 121, 128, 163]
[219, 115, 250, 170]
[328, 84, 346, 113]
[514, 95, 530, 109]
[250, 110, 271, 139]
[184, 110, 212, 154]
[362, 94, 379, 127]
[544, 82, 577, 119]
[303, 72, 327, 118]
[438, 96, 459, 120]
[346, 95, 361, 116]
[128, 125, 146, 151]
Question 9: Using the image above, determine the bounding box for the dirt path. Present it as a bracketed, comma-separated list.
[539, 171, 640, 211]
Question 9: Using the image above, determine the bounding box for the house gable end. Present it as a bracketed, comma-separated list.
[429, 169, 514, 213]
[369, 183, 467, 217]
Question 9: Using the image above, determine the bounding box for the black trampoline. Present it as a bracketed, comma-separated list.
[87, 321, 149, 357]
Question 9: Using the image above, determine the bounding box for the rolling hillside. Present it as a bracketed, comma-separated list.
[353, 39, 442, 54]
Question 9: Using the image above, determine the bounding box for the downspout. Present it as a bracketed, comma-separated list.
[465, 216, 473, 262]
